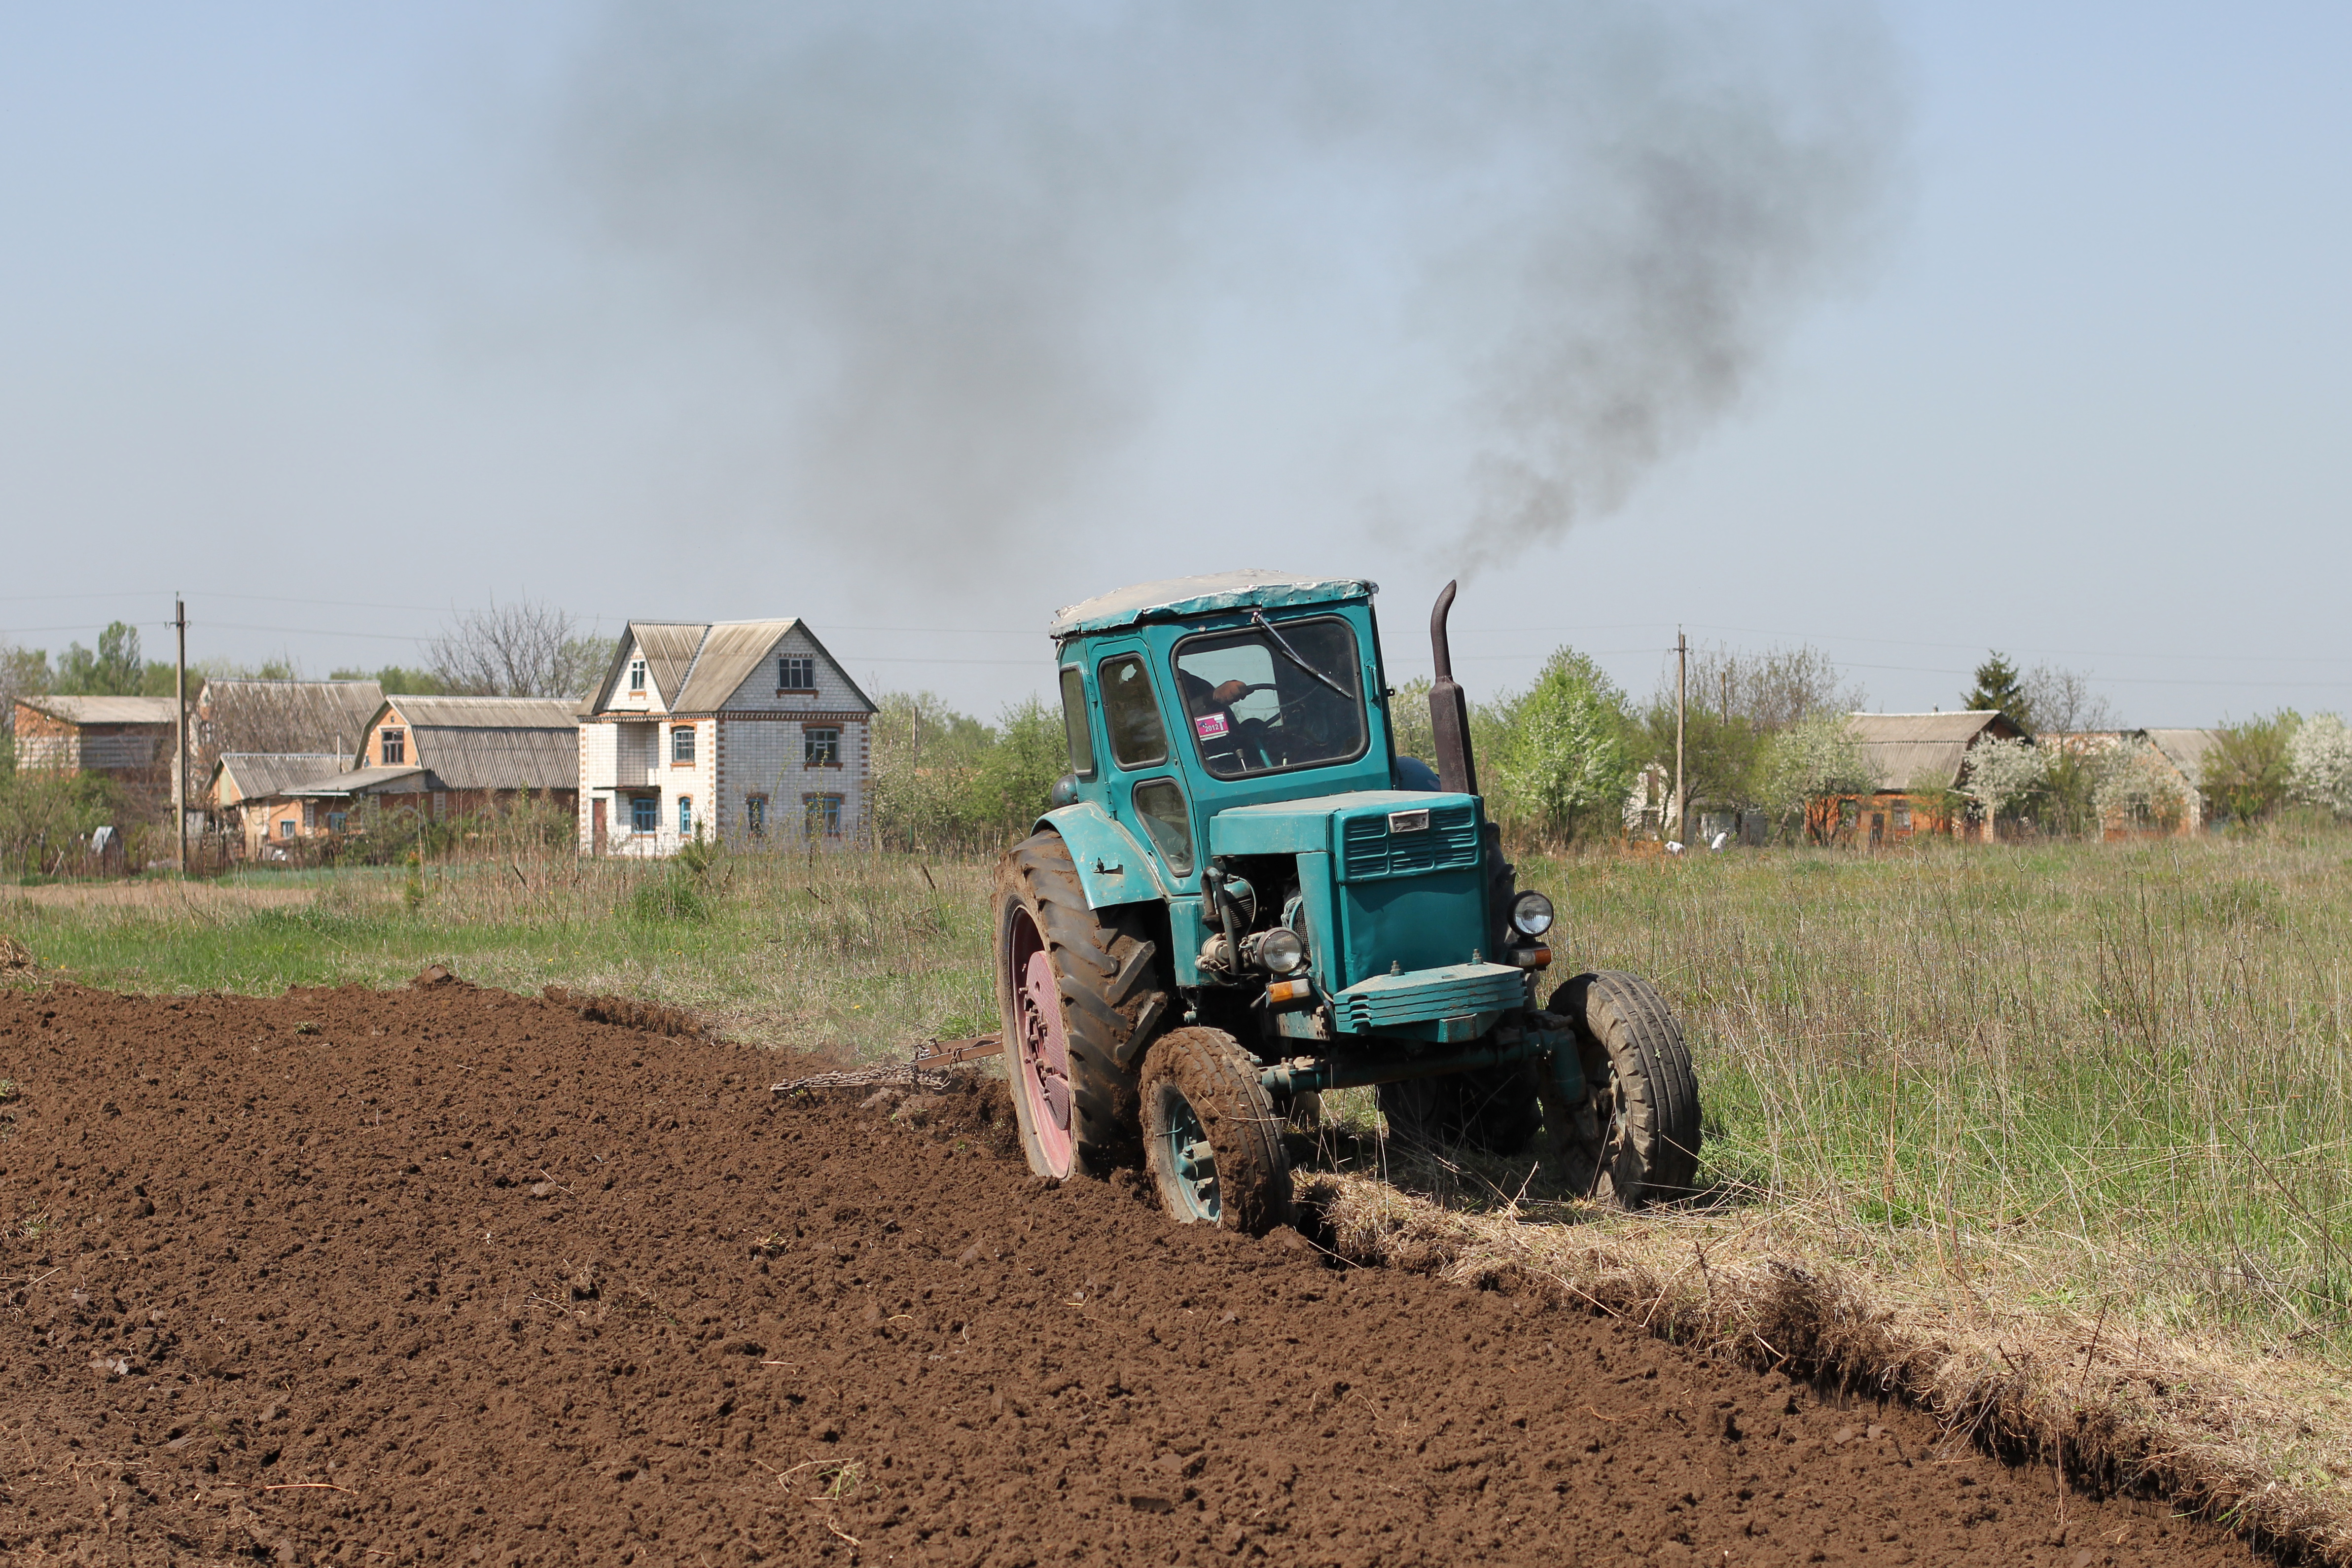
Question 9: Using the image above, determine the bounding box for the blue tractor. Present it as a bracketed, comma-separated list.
[994, 571, 1700, 1233]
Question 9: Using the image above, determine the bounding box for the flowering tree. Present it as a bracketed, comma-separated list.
[1760, 714, 1876, 844]
[1957, 735, 2047, 834]
[1488, 649, 1635, 845]
[2289, 713, 2352, 818]
[2092, 737, 2188, 834]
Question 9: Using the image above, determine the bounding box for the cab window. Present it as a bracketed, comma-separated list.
[1132, 777, 1194, 876]
[1057, 667, 1097, 780]
[1173, 616, 1366, 779]
[1097, 654, 1168, 769]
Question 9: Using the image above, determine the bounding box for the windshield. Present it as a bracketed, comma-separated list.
[1172, 616, 1367, 779]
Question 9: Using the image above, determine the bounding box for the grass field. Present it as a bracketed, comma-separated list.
[9, 826, 2352, 1547]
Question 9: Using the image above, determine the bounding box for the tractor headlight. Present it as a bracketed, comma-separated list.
[1253, 927, 1307, 975]
[1511, 891, 1556, 938]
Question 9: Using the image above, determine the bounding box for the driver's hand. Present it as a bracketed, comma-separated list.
[1212, 678, 1248, 704]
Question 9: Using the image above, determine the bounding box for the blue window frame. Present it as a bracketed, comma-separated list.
[631, 796, 657, 833]
[677, 795, 693, 836]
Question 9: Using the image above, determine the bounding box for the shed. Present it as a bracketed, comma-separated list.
[342, 695, 579, 827]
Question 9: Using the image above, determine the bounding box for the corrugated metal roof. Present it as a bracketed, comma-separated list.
[631, 624, 706, 705]
[409, 727, 578, 791]
[16, 694, 179, 726]
[383, 696, 580, 730]
[1847, 711, 2023, 791]
[287, 764, 427, 797]
[1050, 570, 1377, 638]
[199, 679, 383, 758]
[672, 619, 797, 713]
[212, 753, 351, 804]
[2143, 728, 2222, 785]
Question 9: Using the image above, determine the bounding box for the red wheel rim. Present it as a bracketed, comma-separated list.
[1010, 911, 1075, 1176]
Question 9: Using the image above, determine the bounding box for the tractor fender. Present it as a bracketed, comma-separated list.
[1037, 803, 1171, 910]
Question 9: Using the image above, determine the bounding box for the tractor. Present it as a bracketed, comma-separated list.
[993, 570, 1700, 1233]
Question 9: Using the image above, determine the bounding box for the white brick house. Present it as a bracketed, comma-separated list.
[577, 619, 877, 857]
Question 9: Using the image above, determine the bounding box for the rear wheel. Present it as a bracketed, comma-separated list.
[995, 833, 1162, 1178]
[1547, 971, 1702, 1206]
[1140, 1028, 1292, 1235]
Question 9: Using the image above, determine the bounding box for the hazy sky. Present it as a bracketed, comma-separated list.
[2, 3, 2346, 726]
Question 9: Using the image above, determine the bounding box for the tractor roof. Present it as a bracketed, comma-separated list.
[1048, 570, 1376, 639]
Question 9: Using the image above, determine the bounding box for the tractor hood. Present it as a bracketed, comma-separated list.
[1209, 790, 1481, 880]
[1212, 790, 1490, 994]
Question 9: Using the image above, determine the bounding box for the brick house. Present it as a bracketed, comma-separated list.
[286, 696, 579, 829]
[206, 752, 355, 858]
[2039, 727, 2219, 837]
[1844, 711, 2028, 844]
[11, 695, 180, 810]
[576, 619, 876, 856]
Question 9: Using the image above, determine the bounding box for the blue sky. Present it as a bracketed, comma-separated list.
[1, 3, 2345, 726]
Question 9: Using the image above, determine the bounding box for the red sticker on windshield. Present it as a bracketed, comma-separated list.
[1194, 713, 1229, 739]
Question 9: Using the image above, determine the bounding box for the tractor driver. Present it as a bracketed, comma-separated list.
[1176, 666, 1260, 775]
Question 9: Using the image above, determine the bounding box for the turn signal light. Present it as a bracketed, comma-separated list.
[1265, 978, 1316, 1008]
[1510, 945, 1552, 970]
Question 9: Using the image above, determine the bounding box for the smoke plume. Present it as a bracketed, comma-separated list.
[549, 1, 1904, 575]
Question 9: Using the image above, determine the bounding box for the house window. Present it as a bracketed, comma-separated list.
[779, 656, 816, 692]
[746, 793, 768, 836]
[678, 795, 694, 836]
[803, 792, 844, 839]
[804, 725, 841, 767]
[629, 657, 647, 693]
[1893, 804, 1912, 829]
[381, 727, 405, 765]
[302, 801, 316, 831]
[630, 795, 657, 833]
[672, 724, 696, 764]
[278, 819, 294, 839]
[327, 812, 347, 833]
[432, 791, 448, 820]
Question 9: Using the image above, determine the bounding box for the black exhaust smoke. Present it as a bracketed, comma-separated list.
[1428, 580, 1478, 797]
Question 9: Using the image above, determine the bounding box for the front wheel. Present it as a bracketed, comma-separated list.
[1140, 1028, 1292, 1236]
[1547, 971, 1702, 1206]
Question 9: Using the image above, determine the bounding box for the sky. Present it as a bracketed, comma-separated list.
[1, 3, 2346, 727]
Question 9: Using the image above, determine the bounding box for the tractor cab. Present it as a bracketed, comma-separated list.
[993, 570, 1699, 1233]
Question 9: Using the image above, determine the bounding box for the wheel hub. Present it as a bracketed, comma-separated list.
[1013, 942, 1075, 1175]
[1163, 1095, 1220, 1222]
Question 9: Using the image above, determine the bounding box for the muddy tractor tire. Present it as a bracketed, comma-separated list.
[1377, 1064, 1545, 1156]
[1140, 1027, 1293, 1236]
[1547, 971, 1702, 1207]
[996, 832, 1163, 1179]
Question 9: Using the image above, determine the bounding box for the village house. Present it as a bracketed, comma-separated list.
[206, 752, 355, 858]
[285, 695, 579, 831]
[10, 694, 180, 809]
[194, 678, 382, 771]
[576, 619, 876, 856]
[1845, 711, 2028, 844]
[2039, 727, 2220, 837]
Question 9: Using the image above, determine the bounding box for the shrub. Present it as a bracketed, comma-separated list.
[2288, 713, 2352, 818]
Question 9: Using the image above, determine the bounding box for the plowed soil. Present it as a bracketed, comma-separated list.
[0, 982, 2256, 1567]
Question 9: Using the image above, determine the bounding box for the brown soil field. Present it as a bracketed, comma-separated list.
[0, 981, 2260, 1567]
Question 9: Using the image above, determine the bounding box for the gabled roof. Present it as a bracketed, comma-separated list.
[15, 694, 178, 726]
[1848, 711, 2025, 791]
[585, 619, 876, 715]
[1049, 570, 1377, 638]
[360, 696, 580, 791]
[211, 752, 351, 805]
[2143, 728, 2223, 786]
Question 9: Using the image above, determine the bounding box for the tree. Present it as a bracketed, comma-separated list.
[2021, 663, 2112, 735]
[330, 664, 456, 696]
[1759, 713, 1876, 844]
[426, 603, 615, 699]
[1387, 676, 1435, 768]
[2288, 713, 2352, 818]
[1957, 735, 2048, 832]
[2091, 737, 2187, 834]
[2204, 712, 2300, 825]
[53, 622, 147, 697]
[1963, 652, 2031, 732]
[1485, 648, 1636, 845]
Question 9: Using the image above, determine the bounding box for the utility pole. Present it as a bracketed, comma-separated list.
[175, 596, 188, 877]
[1674, 629, 1687, 845]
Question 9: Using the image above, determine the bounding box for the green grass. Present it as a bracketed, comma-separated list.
[7, 823, 2352, 1353]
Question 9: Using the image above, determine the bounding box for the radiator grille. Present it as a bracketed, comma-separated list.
[1340, 802, 1478, 880]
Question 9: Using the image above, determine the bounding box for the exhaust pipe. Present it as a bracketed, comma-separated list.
[1428, 580, 1478, 797]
